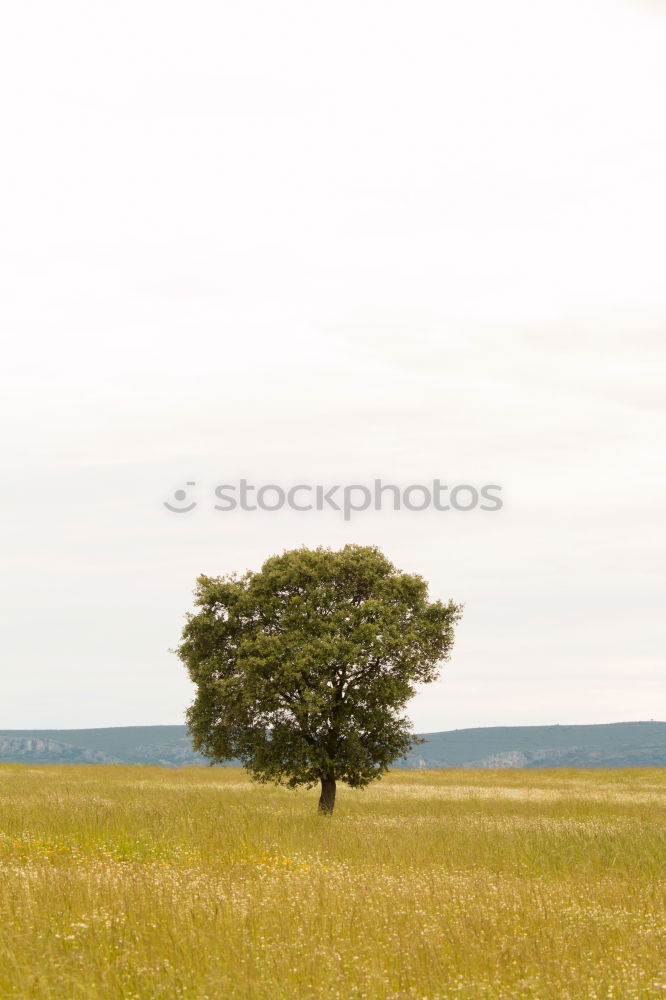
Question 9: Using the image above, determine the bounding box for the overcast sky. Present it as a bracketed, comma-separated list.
[1, 0, 665, 731]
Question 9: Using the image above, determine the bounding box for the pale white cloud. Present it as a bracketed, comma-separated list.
[0, 0, 664, 729]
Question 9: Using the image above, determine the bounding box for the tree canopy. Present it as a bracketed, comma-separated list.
[177, 544, 462, 813]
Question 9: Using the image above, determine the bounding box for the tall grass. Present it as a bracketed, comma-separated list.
[1, 766, 664, 999]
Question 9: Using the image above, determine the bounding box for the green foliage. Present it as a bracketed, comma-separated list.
[177, 544, 462, 792]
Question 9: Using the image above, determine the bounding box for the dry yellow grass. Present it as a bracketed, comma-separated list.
[0, 765, 664, 999]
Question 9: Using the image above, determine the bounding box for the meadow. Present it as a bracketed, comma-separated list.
[0, 766, 664, 1000]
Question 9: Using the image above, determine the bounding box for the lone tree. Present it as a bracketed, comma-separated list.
[177, 544, 462, 814]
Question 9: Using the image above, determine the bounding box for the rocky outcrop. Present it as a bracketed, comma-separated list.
[0, 737, 119, 764]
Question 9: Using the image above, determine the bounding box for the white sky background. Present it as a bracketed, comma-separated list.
[1, 0, 665, 730]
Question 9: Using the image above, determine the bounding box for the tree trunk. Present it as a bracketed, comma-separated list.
[318, 776, 336, 815]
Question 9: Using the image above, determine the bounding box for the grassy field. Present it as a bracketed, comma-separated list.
[0, 766, 664, 1000]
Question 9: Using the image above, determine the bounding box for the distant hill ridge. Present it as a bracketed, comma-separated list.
[0, 722, 664, 769]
